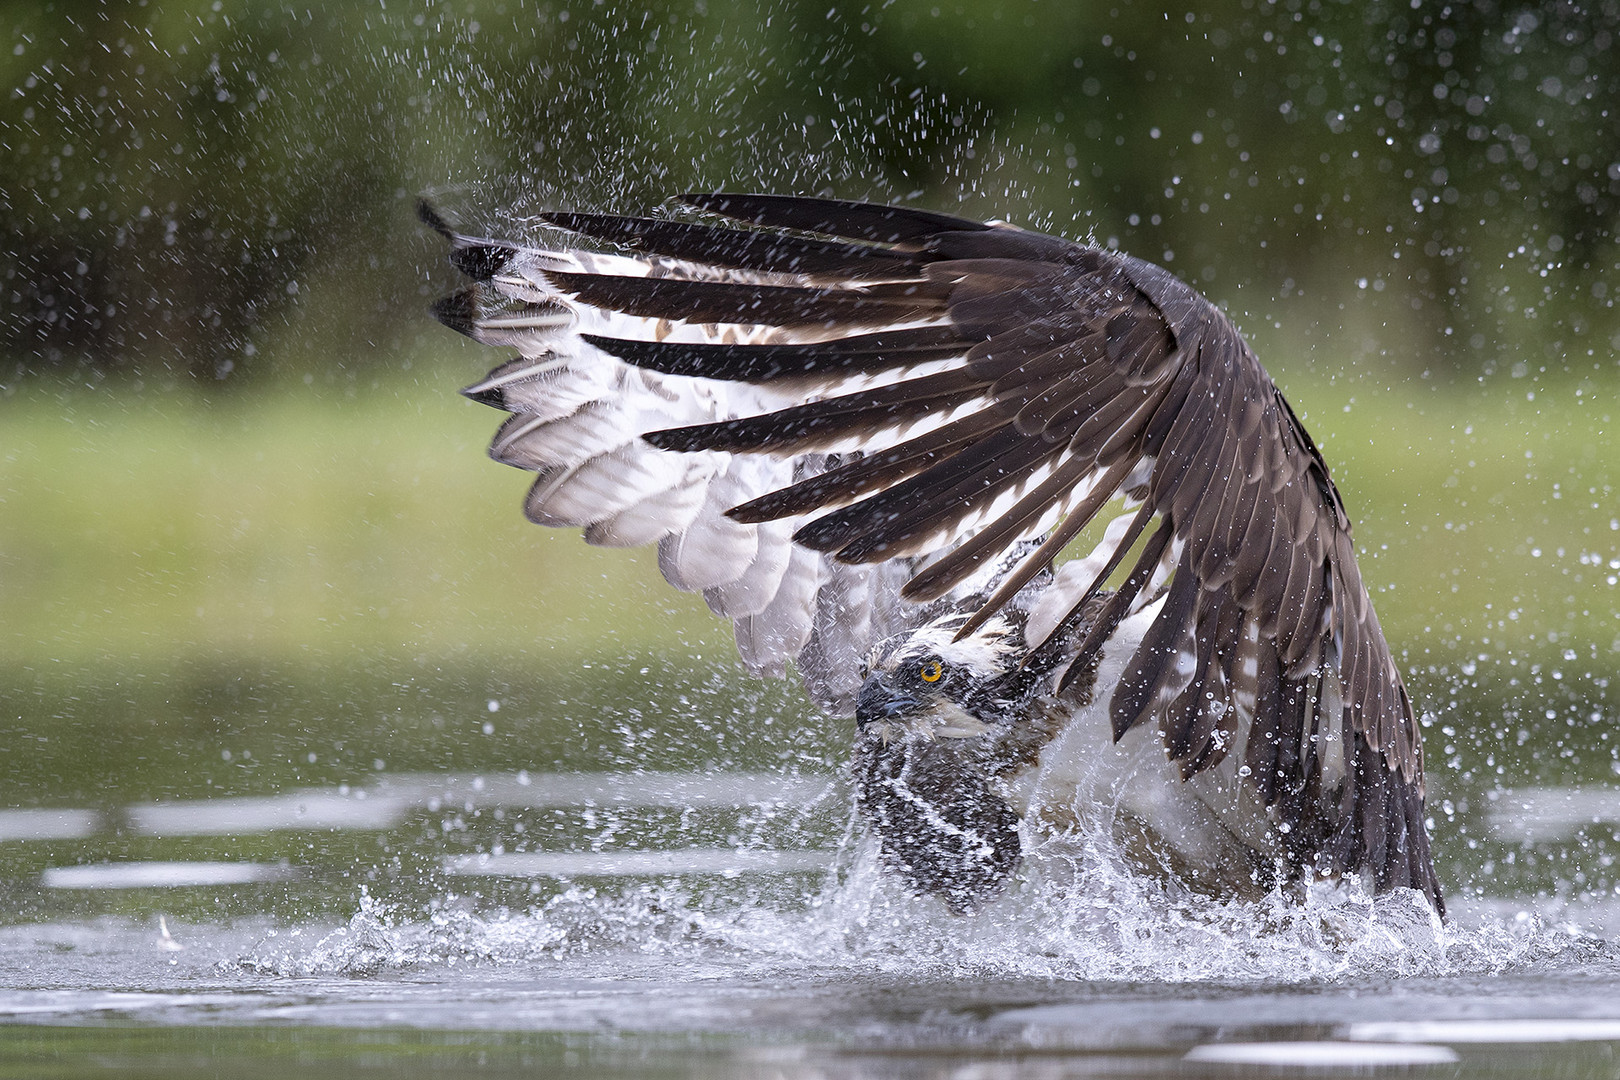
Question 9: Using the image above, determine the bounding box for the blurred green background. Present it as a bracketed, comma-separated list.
[0, 0, 1617, 905]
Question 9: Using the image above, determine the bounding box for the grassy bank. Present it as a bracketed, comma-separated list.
[1, 373, 728, 672]
[2, 359, 1615, 680]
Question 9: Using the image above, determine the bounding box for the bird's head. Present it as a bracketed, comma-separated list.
[855, 614, 1026, 743]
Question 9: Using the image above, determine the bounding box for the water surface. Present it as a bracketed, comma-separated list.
[5, 663, 1620, 1077]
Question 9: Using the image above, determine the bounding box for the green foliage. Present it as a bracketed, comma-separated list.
[3, 0, 1617, 382]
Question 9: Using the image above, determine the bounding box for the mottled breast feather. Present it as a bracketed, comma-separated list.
[424, 193, 1442, 913]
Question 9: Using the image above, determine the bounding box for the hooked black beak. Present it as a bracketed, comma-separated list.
[855, 674, 920, 727]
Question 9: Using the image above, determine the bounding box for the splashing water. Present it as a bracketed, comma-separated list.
[242, 838, 1591, 985]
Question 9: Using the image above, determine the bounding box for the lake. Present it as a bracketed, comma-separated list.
[4, 660, 1619, 1078]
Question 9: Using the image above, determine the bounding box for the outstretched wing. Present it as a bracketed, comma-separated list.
[424, 194, 1440, 910]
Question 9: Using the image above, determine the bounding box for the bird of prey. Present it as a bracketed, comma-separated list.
[422, 193, 1443, 916]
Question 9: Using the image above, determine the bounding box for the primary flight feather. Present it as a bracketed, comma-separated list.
[423, 193, 1443, 915]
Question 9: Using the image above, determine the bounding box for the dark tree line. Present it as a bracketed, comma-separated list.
[3, 0, 1616, 384]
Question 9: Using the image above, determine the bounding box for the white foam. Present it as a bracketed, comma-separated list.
[238, 839, 1589, 984]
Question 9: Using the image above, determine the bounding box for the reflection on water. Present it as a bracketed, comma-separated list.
[21, 769, 841, 899]
[1181, 1042, 1460, 1066]
[0, 808, 98, 842]
[39, 862, 304, 890]
[1488, 786, 1620, 844]
[24, 769, 839, 894]
[121, 770, 832, 837]
[22, 770, 1620, 900]
[1348, 1019, 1620, 1043]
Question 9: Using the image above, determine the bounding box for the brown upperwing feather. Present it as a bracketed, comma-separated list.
[725, 411, 1007, 523]
[540, 211, 930, 279]
[1110, 259, 1436, 907]
[581, 326, 967, 383]
[543, 271, 949, 327]
[643, 367, 987, 454]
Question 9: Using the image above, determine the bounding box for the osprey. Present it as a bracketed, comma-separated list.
[422, 194, 1443, 916]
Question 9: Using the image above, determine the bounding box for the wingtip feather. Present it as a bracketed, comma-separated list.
[430, 288, 481, 338]
[460, 382, 509, 410]
[419, 200, 519, 280]
[417, 198, 454, 237]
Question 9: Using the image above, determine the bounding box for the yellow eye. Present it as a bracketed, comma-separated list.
[919, 660, 944, 683]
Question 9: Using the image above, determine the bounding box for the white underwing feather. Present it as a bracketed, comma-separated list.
[581, 458, 718, 548]
[703, 516, 797, 619]
[733, 544, 825, 676]
[524, 444, 696, 529]
[656, 458, 787, 592]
